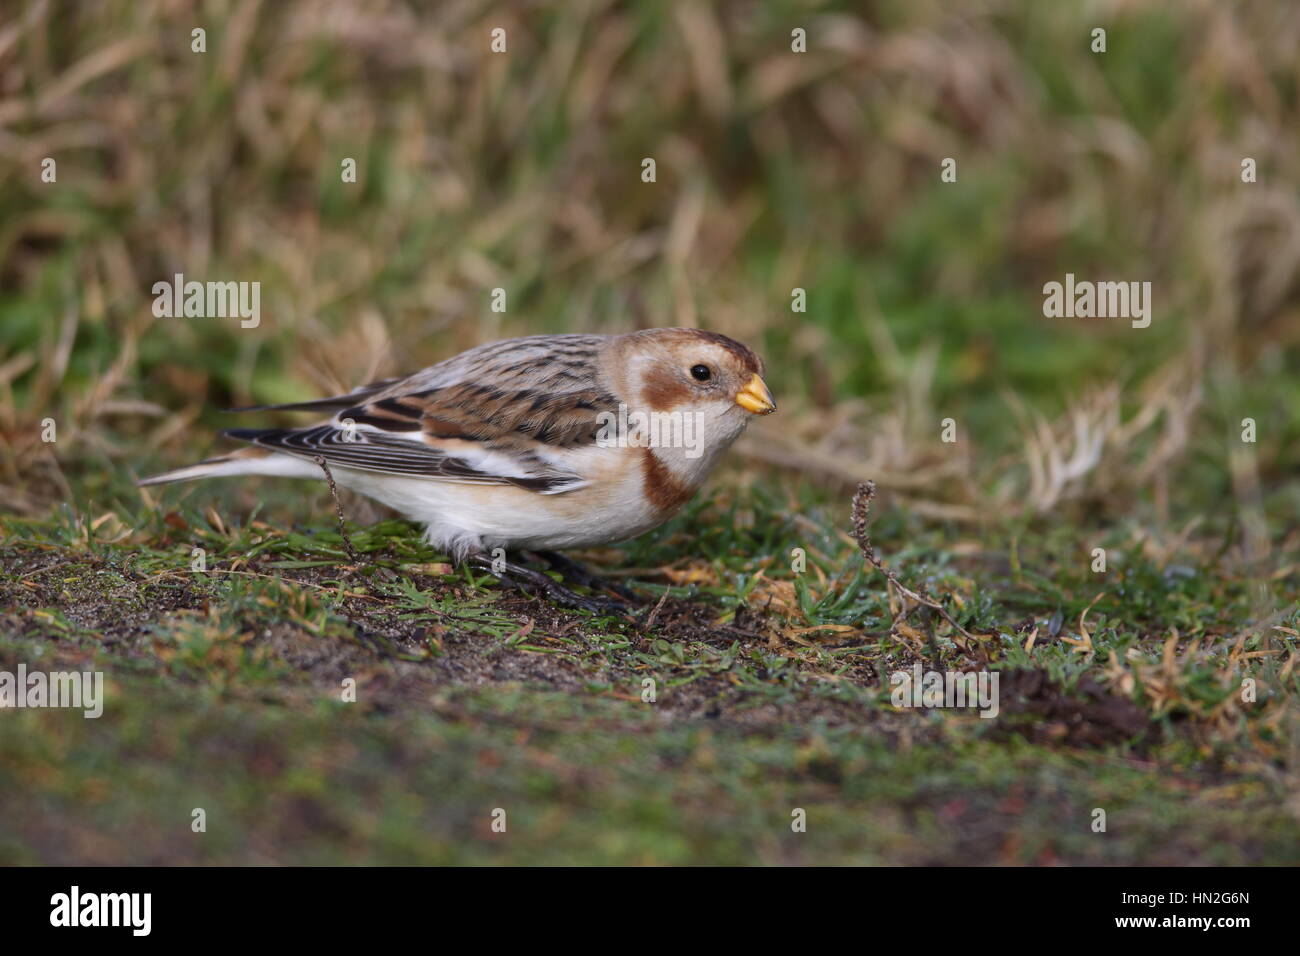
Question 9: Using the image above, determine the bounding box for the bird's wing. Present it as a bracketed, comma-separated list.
[223, 335, 619, 493]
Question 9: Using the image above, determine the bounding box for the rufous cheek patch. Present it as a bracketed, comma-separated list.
[641, 365, 694, 412]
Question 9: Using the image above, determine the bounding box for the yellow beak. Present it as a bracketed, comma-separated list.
[735, 373, 777, 415]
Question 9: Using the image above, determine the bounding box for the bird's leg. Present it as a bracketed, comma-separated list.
[532, 550, 641, 603]
[467, 552, 630, 617]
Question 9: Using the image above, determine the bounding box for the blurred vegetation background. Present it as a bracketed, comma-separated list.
[2, 0, 1300, 868]
[1, 0, 1298, 564]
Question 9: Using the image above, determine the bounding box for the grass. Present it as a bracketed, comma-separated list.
[2, 0, 1300, 864]
[3, 483, 1297, 864]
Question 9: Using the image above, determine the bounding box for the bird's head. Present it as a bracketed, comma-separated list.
[601, 328, 775, 478]
[611, 327, 775, 420]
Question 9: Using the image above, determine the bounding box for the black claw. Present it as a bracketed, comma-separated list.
[532, 550, 641, 603]
[468, 553, 632, 617]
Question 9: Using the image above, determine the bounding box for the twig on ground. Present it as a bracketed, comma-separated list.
[314, 456, 362, 567]
[850, 480, 977, 642]
[641, 589, 671, 631]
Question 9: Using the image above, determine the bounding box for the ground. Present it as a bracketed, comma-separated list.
[2, 484, 1296, 865]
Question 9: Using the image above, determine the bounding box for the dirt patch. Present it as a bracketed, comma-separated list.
[0, 546, 1153, 749]
[992, 669, 1152, 748]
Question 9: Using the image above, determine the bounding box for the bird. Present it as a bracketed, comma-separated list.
[138, 327, 776, 611]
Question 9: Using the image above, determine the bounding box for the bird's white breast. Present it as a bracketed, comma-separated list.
[326, 443, 664, 557]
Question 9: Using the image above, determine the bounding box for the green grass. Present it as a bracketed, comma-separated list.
[4, 678, 1292, 866]
[3, 484, 1297, 864]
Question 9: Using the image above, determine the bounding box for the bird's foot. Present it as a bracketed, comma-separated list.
[532, 550, 641, 603]
[468, 553, 631, 617]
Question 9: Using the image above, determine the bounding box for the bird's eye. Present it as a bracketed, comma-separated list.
[690, 364, 711, 382]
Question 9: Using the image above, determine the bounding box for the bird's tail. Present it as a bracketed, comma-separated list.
[136, 447, 319, 487]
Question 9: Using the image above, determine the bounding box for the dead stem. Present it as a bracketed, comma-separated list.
[850, 480, 977, 642]
[314, 456, 362, 567]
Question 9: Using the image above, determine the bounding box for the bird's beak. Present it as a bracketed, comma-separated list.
[734, 373, 777, 415]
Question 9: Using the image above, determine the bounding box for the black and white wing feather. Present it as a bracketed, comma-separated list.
[222, 334, 620, 494]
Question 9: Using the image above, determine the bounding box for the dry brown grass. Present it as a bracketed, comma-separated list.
[0, 0, 1297, 541]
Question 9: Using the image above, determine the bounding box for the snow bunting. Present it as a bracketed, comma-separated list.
[139, 328, 775, 598]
